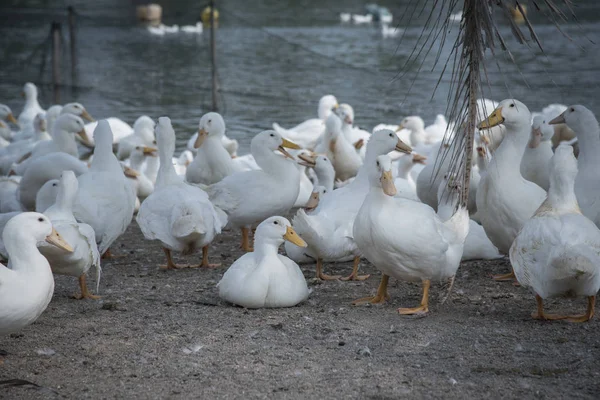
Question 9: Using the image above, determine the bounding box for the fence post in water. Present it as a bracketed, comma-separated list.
[67, 6, 77, 82]
[210, 0, 218, 111]
[51, 21, 62, 104]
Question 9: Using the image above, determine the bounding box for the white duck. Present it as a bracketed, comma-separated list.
[84, 117, 134, 144]
[511, 144, 600, 322]
[0, 113, 49, 173]
[272, 95, 338, 149]
[17, 82, 45, 134]
[186, 112, 239, 185]
[181, 22, 203, 33]
[477, 99, 547, 280]
[116, 115, 156, 160]
[292, 149, 315, 208]
[337, 104, 371, 150]
[12, 114, 87, 176]
[40, 171, 101, 299]
[437, 174, 502, 261]
[173, 150, 193, 176]
[137, 117, 227, 269]
[292, 129, 412, 281]
[321, 113, 362, 182]
[520, 116, 554, 191]
[207, 131, 302, 251]
[18, 152, 88, 211]
[352, 155, 469, 314]
[73, 120, 136, 256]
[298, 153, 335, 192]
[128, 145, 157, 200]
[35, 178, 60, 213]
[0, 212, 72, 335]
[218, 216, 309, 308]
[0, 104, 19, 140]
[394, 153, 426, 201]
[549, 105, 600, 228]
[0, 177, 24, 213]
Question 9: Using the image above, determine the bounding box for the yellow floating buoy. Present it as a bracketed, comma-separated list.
[201, 6, 219, 27]
[136, 3, 162, 22]
[510, 4, 527, 24]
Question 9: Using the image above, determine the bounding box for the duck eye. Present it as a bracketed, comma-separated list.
[273, 220, 279, 225]
[52, 183, 57, 187]
[389, 133, 393, 137]
[376, 161, 380, 166]
[38, 217, 44, 222]
[208, 119, 212, 123]
[270, 133, 275, 137]
[570, 107, 575, 112]
[509, 104, 515, 108]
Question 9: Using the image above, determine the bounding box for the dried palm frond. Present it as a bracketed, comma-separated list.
[400, 0, 580, 207]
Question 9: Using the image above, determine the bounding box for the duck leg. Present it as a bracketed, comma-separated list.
[492, 269, 517, 282]
[341, 256, 370, 281]
[352, 275, 390, 305]
[196, 245, 221, 268]
[566, 296, 596, 323]
[159, 248, 188, 270]
[101, 248, 126, 259]
[72, 275, 100, 300]
[241, 227, 253, 252]
[531, 295, 569, 321]
[316, 258, 341, 281]
[398, 280, 430, 315]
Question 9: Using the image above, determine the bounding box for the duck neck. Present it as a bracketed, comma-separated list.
[315, 169, 334, 192]
[91, 142, 122, 175]
[489, 124, 529, 177]
[254, 147, 296, 178]
[397, 158, 413, 180]
[410, 128, 426, 145]
[45, 186, 76, 221]
[156, 144, 180, 188]
[253, 238, 281, 260]
[145, 156, 160, 183]
[52, 129, 78, 156]
[577, 125, 600, 167]
[547, 176, 579, 214]
[129, 154, 145, 172]
[437, 191, 458, 222]
[5, 235, 49, 273]
[204, 136, 233, 163]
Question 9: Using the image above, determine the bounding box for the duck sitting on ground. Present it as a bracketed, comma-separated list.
[218, 216, 309, 308]
[511, 144, 600, 322]
[0, 212, 73, 335]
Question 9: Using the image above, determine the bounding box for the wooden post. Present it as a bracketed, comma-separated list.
[210, 0, 218, 111]
[51, 21, 61, 104]
[67, 6, 77, 82]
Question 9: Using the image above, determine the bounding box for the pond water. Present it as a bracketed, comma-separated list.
[1, 0, 598, 152]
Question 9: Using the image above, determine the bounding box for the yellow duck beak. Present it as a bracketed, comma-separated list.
[381, 170, 397, 196]
[395, 138, 412, 154]
[304, 191, 320, 211]
[283, 226, 307, 248]
[548, 112, 566, 125]
[412, 153, 427, 164]
[395, 123, 405, 132]
[81, 110, 94, 122]
[194, 128, 208, 148]
[123, 166, 140, 178]
[142, 146, 157, 156]
[46, 227, 74, 252]
[278, 138, 302, 159]
[6, 113, 18, 125]
[297, 153, 316, 168]
[478, 107, 504, 130]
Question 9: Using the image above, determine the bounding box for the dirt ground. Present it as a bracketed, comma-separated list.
[1, 222, 599, 399]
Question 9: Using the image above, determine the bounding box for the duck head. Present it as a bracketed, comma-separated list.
[336, 103, 354, 125]
[549, 105, 598, 137]
[370, 154, 396, 196]
[318, 94, 339, 120]
[368, 129, 412, 155]
[0, 104, 18, 126]
[529, 115, 554, 148]
[478, 99, 530, 131]
[54, 113, 87, 142]
[305, 186, 327, 212]
[195, 112, 225, 148]
[5, 212, 73, 253]
[251, 130, 301, 160]
[255, 216, 307, 249]
[396, 116, 425, 133]
[23, 82, 38, 100]
[62, 102, 94, 122]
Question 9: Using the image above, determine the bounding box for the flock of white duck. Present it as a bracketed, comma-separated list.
[1, 82, 600, 337]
